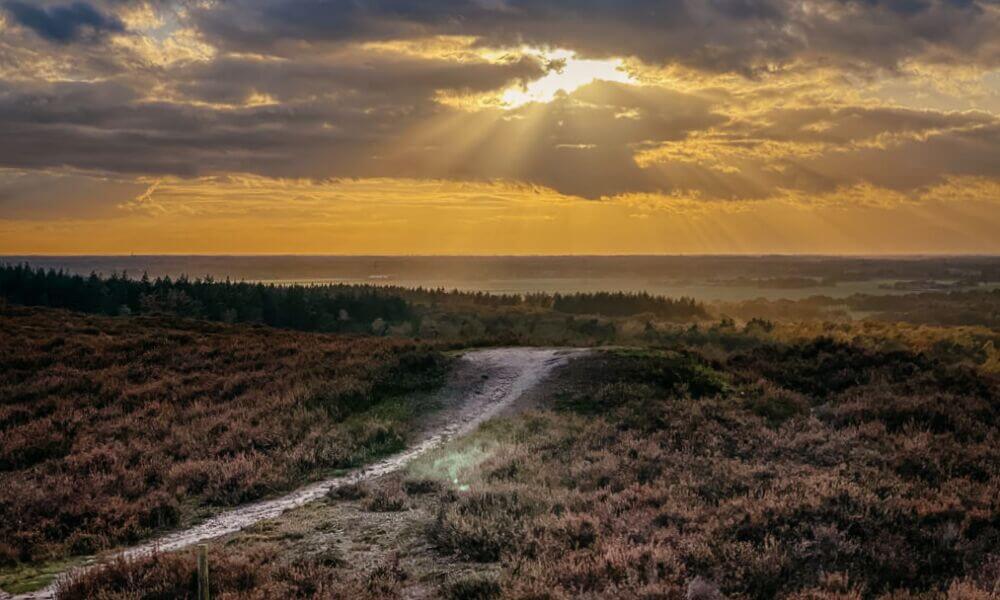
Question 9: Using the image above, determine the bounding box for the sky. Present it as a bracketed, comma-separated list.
[1, 0, 999, 255]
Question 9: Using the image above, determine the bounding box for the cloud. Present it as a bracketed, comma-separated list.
[169, 52, 547, 105]
[3, 1, 125, 44]
[0, 70, 996, 201]
[189, 0, 1000, 73]
[0, 0, 997, 217]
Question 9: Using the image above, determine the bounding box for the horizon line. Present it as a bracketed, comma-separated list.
[4, 253, 1000, 259]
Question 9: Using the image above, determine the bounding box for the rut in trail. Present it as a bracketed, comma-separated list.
[8, 347, 584, 600]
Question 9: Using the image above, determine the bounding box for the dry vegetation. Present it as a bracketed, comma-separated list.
[54, 340, 1000, 599]
[423, 346, 1000, 598]
[0, 303, 449, 565]
[4, 278, 1000, 599]
[56, 546, 408, 600]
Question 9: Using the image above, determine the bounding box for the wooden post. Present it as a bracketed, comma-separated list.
[197, 543, 210, 600]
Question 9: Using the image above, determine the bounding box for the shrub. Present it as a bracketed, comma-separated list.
[327, 482, 368, 502]
[363, 479, 409, 512]
[0, 304, 448, 562]
[402, 477, 442, 495]
[429, 489, 539, 562]
[55, 545, 398, 600]
[429, 349, 1000, 598]
[443, 574, 501, 600]
[744, 380, 810, 424]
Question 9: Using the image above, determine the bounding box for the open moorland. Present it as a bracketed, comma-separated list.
[0, 303, 448, 570]
[50, 343, 1000, 599]
[1, 266, 999, 599]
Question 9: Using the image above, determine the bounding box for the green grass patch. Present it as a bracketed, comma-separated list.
[0, 556, 86, 594]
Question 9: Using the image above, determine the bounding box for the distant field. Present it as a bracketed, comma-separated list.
[256, 276, 990, 301]
[4, 255, 999, 302]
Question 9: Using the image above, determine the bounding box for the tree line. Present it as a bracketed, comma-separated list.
[0, 264, 709, 332]
[0, 264, 412, 333]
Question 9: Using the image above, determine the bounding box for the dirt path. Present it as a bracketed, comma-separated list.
[7, 347, 584, 600]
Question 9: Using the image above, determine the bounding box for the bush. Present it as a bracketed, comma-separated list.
[430, 349, 1000, 598]
[327, 482, 368, 502]
[363, 480, 409, 512]
[443, 574, 501, 600]
[0, 304, 447, 562]
[429, 489, 539, 562]
[55, 545, 398, 599]
[402, 478, 442, 495]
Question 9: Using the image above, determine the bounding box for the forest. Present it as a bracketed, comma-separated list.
[0, 264, 708, 334]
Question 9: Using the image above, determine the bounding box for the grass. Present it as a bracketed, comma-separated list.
[0, 557, 85, 594]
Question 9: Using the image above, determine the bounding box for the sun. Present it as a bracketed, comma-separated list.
[501, 49, 634, 107]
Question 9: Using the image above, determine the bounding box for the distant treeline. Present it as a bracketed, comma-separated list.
[394, 286, 707, 319]
[0, 264, 709, 332]
[720, 286, 1000, 327]
[547, 291, 706, 318]
[845, 288, 1000, 327]
[0, 264, 411, 333]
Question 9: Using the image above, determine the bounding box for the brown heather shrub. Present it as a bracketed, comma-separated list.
[363, 478, 410, 512]
[56, 545, 408, 600]
[429, 487, 542, 562]
[437, 347, 1000, 599]
[0, 304, 449, 563]
[326, 481, 369, 502]
[403, 477, 443, 495]
[687, 576, 725, 600]
[443, 574, 502, 600]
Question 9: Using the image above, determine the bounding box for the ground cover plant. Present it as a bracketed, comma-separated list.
[53, 339, 1000, 598]
[55, 545, 409, 600]
[420, 346, 1000, 598]
[0, 303, 449, 569]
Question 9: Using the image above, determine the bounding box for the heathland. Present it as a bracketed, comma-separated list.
[1, 263, 998, 599]
[0, 303, 448, 567]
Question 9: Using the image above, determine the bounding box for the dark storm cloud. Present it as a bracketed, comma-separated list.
[0, 76, 726, 197]
[0, 170, 143, 219]
[3, 1, 125, 44]
[0, 79, 388, 176]
[190, 0, 1000, 72]
[367, 81, 729, 198]
[804, 121, 1000, 191]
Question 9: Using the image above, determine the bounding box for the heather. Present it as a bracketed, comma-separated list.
[61, 342, 1000, 598]
[421, 346, 1000, 598]
[0, 303, 449, 565]
[55, 546, 410, 600]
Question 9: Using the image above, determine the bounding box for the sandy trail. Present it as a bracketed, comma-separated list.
[6, 347, 583, 600]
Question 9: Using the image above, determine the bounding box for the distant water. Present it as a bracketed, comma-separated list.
[3, 255, 998, 302]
